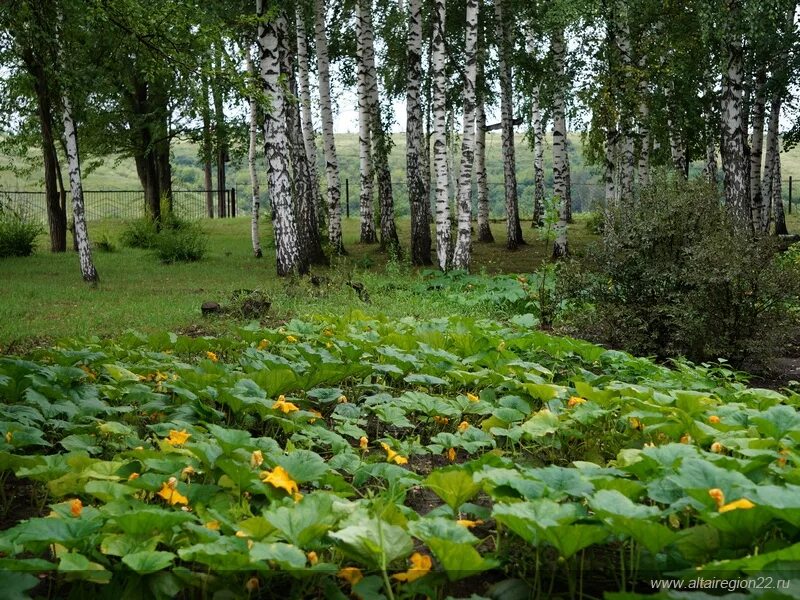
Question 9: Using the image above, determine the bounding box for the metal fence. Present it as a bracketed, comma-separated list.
[1, 179, 796, 223]
[0, 189, 236, 223]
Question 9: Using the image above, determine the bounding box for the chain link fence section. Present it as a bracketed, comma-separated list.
[0, 189, 230, 222]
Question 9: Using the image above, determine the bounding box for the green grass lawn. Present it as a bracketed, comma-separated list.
[0, 215, 599, 349]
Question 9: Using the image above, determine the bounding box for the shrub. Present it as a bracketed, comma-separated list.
[120, 218, 157, 249]
[152, 220, 207, 263]
[94, 234, 116, 253]
[0, 212, 42, 257]
[558, 174, 800, 367]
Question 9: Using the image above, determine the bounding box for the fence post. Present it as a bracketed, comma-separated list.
[345, 178, 350, 218]
[790, 176, 793, 215]
[230, 188, 236, 218]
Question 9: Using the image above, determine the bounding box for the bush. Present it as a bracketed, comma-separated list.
[0, 212, 42, 257]
[94, 234, 116, 253]
[152, 220, 207, 263]
[121, 214, 207, 263]
[558, 174, 800, 367]
[120, 218, 158, 249]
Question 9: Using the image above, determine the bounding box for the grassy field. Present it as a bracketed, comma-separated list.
[0, 215, 600, 349]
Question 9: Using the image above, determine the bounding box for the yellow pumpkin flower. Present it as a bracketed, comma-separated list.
[456, 519, 484, 528]
[719, 498, 755, 513]
[710, 442, 724, 453]
[338, 567, 363, 586]
[392, 552, 432, 583]
[466, 392, 479, 403]
[497, 341, 506, 351]
[157, 480, 189, 506]
[4, 431, 12, 444]
[165, 429, 191, 446]
[128, 472, 140, 481]
[457, 421, 470, 432]
[204, 520, 220, 530]
[359, 436, 369, 450]
[307, 551, 318, 565]
[70, 499, 83, 517]
[433, 416, 449, 425]
[309, 409, 323, 423]
[272, 396, 299, 413]
[235, 530, 250, 538]
[708, 488, 725, 508]
[286, 335, 298, 343]
[250, 450, 264, 469]
[680, 433, 692, 444]
[629, 418, 642, 431]
[380, 442, 409, 465]
[245, 577, 260, 593]
[447, 448, 456, 462]
[206, 351, 218, 362]
[323, 329, 333, 337]
[181, 466, 196, 479]
[260, 466, 299, 496]
[568, 396, 586, 408]
[337, 395, 348, 403]
[257, 339, 270, 350]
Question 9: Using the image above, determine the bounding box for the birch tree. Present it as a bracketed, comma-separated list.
[360, 0, 400, 253]
[314, 0, 345, 254]
[552, 27, 569, 258]
[720, 0, 750, 227]
[245, 47, 262, 258]
[283, 11, 326, 266]
[356, 0, 377, 243]
[749, 70, 766, 229]
[495, 0, 524, 249]
[531, 84, 546, 227]
[432, 0, 450, 270]
[58, 7, 97, 283]
[451, 0, 479, 270]
[406, 0, 432, 264]
[475, 78, 493, 243]
[296, 6, 324, 228]
[258, 1, 307, 276]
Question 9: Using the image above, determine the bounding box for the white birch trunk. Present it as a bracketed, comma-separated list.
[495, 0, 523, 248]
[451, 0, 478, 270]
[476, 90, 493, 243]
[617, 20, 635, 201]
[245, 47, 263, 259]
[57, 7, 97, 284]
[749, 71, 766, 229]
[532, 85, 546, 227]
[356, 0, 377, 243]
[258, 2, 306, 275]
[721, 0, 750, 227]
[360, 0, 399, 251]
[637, 70, 650, 187]
[761, 100, 777, 234]
[406, 0, 431, 264]
[62, 98, 98, 283]
[552, 28, 568, 258]
[432, 0, 450, 270]
[314, 0, 345, 253]
[296, 9, 324, 227]
[773, 134, 787, 235]
[604, 130, 618, 207]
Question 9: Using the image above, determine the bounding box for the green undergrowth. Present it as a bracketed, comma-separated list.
[0, 314, 799, 598]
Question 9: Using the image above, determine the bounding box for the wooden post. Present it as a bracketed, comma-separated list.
[790, 176, 793, 214]
[230, 188, 236, 218]
[345, 178, 350, 218]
